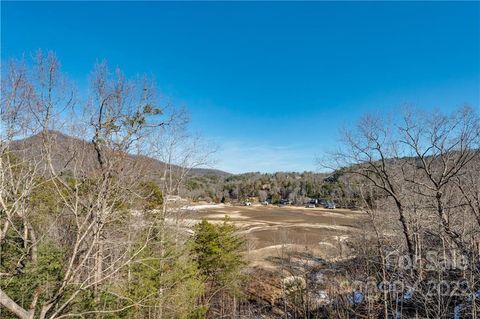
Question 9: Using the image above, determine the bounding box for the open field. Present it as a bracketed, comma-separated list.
[183, 205, 366, 269]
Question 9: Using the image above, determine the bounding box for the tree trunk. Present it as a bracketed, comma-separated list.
[0, 288, 30, 319]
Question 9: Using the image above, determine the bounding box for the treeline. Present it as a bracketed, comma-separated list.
[181, 171, 359, 207]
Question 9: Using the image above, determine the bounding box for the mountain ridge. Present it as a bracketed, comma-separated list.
[9, 131, 232, 178]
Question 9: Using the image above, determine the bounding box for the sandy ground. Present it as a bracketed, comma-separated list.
[183, 204, 366, 269]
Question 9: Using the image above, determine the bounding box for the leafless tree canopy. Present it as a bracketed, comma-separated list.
[0, 52, 215, 319]
[326, 106, 480, 318]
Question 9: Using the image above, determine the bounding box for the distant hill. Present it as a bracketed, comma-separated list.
[9, 131, 232, 179]
[189, 167, 232, 177]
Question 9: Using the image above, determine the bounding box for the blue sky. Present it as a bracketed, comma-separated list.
[2, 2, 479, 173]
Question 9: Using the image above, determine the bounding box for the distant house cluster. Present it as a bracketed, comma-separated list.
[242, 197, 336, 209]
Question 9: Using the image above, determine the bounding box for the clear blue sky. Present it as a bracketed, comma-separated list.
[2, 2, 479, 173]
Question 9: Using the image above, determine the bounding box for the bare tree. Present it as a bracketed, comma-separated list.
[0, 53, 201, 319]
[322, 106, 480, 318]
[399, 106, 480, 254]
[331, 114, 415, 259]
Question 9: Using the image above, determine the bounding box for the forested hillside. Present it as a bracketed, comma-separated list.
[182, 171, 332, 204]
[9, 132, 339, 207]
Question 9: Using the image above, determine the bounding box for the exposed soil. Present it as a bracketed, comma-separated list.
[183, 205, 366, 269]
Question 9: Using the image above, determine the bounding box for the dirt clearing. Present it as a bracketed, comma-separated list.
[183, 205, 366, 269]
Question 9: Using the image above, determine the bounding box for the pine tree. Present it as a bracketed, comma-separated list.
[190, 217, 246, 316]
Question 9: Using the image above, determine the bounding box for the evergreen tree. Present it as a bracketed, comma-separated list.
[190, 217, 246, 315]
